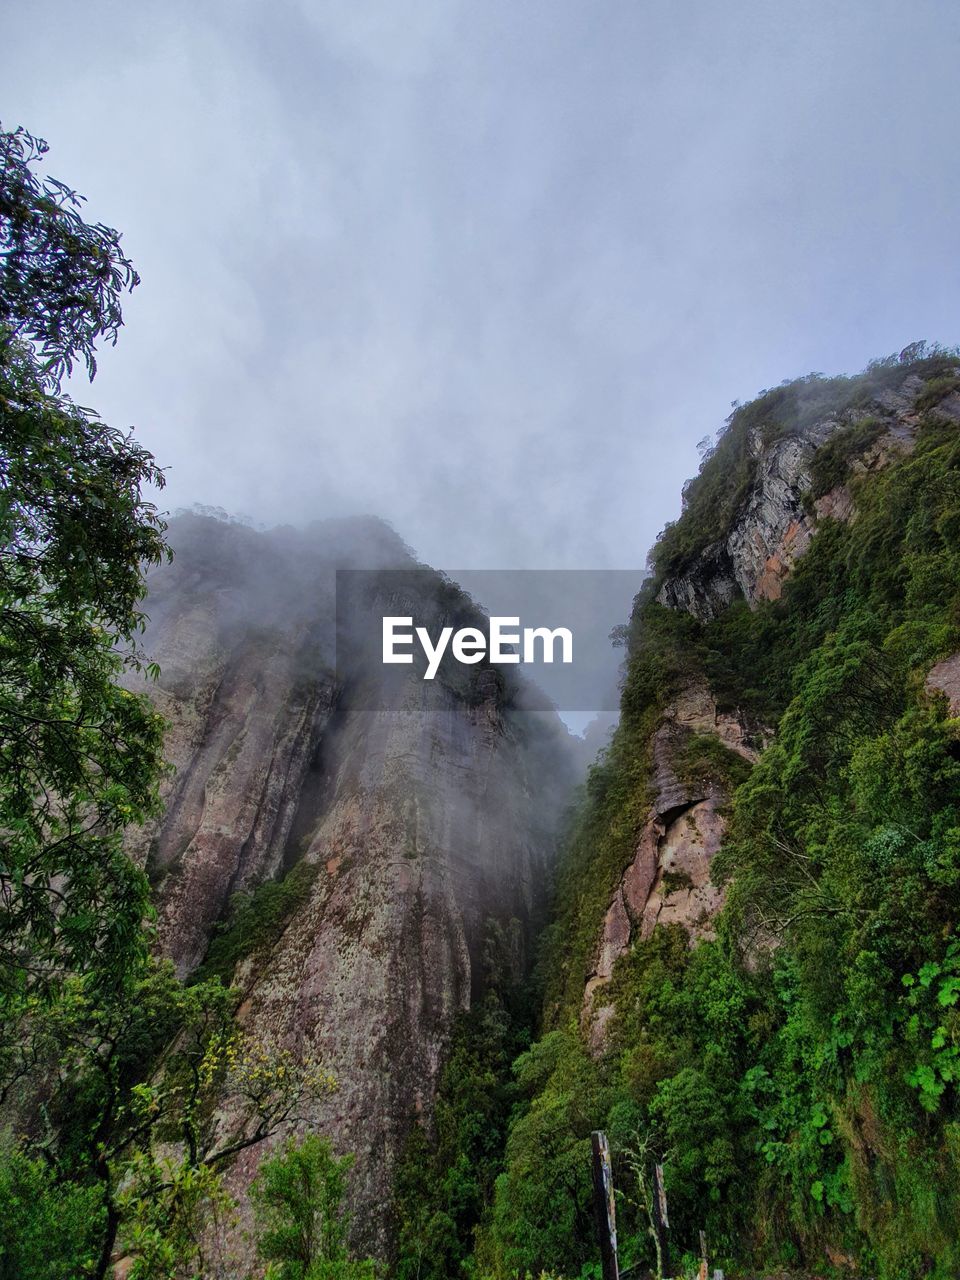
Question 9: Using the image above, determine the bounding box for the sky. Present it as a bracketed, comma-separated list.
[3, 0, 960, 575]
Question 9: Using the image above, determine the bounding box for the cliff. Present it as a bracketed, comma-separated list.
[580, 355, 960, 1047]
[480, 347, 960, 1280]
[125, 513, 575, 1258]
[654, 368, 951, 620]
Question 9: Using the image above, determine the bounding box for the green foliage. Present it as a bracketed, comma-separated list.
[393, 921, 535, 1280]
[0, 121, 169, 1002]
[118, 1155, 237, 1280]
[251, 1135, 376, 1280]
[653, 383, 793, 582]
[915, 374, 960, 415]
[481, 1026, 609, 1278]
[0, 1150, 104, 1279]
[483, 362, 960, 1279]
[651, 348, 960, 584]
[672, 732, 753, 792]
[659, 868, 694, 894]
[1, 953, 336, 1278]
[0, 124, 139, 386]
[0, 121, 352, 1280]
[807, 416, 884, 498]
[194, 860, 321, 985]
[2, 962, 234, 1276]
[477, 930, 761, 1278]
[533, 605, 706, 1023]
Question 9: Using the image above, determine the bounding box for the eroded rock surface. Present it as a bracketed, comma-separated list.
[583, 373, 947, 1047]
[927, 653, 960, 717]
[126, 514, 575, 1258]
[656, 375, 928, 620]
[583, 682, 755, 1047]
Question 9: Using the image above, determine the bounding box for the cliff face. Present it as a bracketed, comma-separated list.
[453, 351, 960, 1279]
[581, 359, 960, 1044]
[655, 371, 937, 621]
[582, 679, 755, 1045]
[127, 514, 575, 1255]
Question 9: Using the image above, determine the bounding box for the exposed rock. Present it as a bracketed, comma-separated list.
[638, 797, 726, 939]
[656, 424, 833, 620]
[582, 682, 754, 1045]
[927, 653, 960, 716]
[932, 389, 960, 423]
[723, 428, 831, 607]
[654, 541, 740, 622]
[125, 514, 575, 1260]
[872, 372, 926, 417]
[814, 483, 855, 523]
[665, 676, 760, 761]
[584, 369, 944, 1052]
[657, 378, 926, 621]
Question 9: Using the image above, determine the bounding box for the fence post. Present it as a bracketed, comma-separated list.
[590, 1130, 620, 1280]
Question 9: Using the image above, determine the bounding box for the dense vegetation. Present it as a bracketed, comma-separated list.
[393, 350, 960, 1280]
[0, 122, 168, 1007]
[0, 124, 373, 1280]
[193, 861, 321, 987]
[390, 922, 538, 1280]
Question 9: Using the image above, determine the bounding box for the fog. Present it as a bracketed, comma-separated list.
[3, 0, 959, 578]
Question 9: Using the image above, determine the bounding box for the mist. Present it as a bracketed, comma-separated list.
[3, 0, 959, 577]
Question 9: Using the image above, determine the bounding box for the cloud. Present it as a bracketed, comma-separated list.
[3, 0, 959, 575]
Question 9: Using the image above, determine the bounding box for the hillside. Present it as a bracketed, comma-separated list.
[403, 346, 960, 1280]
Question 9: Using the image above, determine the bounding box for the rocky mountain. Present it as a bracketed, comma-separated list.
[581, 359, 960, 1050]
[124, 512, 576, 1258]
[477, 347, 960, 1280]
[655, 369, 952, 620]
[74, 347, 960, 1280]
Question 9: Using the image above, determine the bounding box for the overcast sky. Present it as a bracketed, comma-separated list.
[3, 1, 959, 572]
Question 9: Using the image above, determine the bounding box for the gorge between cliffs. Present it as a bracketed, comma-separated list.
[7, 348, 960, 1280]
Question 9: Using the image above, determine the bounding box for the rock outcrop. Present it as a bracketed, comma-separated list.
[927, 653, 960, 717]
[584, 365, 960, 1047]
[582, 681, 755, 1046]
[656, 372, 938, 620]
[127, 513, 575, 1257]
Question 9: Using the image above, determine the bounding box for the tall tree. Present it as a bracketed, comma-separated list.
[0, 122, 168, 1001]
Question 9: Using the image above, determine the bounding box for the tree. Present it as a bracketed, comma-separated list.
[0, 1150, 104, 1280]
[393, 924, 534, 1280]
[251, 1135, 376, 1280]
[0, 122, 169, 1001]
[5, 957, 336, 1279]
[0, 125, 139, 385]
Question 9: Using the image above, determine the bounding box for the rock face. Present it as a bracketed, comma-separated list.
[655, 428, 833, 620]
[656, 373, 932, 621]
[927, 653, 960, 717]
[582, 681, 756, 1046]
[127, 513, 575, 1257]
[584, 367, 959, 1047]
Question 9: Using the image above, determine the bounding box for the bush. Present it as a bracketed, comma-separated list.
[251, 1135, 375, 1280]
[194, 860, 320, 984]
[0, 1151, 104, 1279]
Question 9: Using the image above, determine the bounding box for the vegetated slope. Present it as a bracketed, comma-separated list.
[408, 346, 960, 1280]
[123, 512, 576, 1261]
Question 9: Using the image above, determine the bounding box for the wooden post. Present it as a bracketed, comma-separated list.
[651, 1162, 671, 1279]
[698, 1229, 708, 1280]
[590, 1130, 619, 1280]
